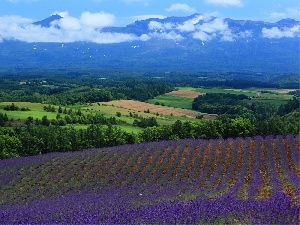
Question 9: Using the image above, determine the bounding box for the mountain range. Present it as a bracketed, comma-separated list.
[0, 13, 299, 73]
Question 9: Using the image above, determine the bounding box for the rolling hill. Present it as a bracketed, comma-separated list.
[0, 134, 299, 224]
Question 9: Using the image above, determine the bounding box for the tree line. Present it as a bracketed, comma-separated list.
[0, 107, 298, 159]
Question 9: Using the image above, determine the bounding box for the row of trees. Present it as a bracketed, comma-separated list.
[0, 108, 298, 159]
[25, 113, 124, 127]
[192, 93, 299, 120]
[0, 78, 174, 105]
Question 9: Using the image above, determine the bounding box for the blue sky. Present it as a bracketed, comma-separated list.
[0, 0, 299, 25]
[0, 0, 299, 43]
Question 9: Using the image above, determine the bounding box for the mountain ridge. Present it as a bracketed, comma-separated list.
[0, 13, 299, 73]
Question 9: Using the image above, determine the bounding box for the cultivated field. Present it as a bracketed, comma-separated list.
[95, 100, 208, 119]
[0, 135, 299, 224]
[165, 90, 203, 98]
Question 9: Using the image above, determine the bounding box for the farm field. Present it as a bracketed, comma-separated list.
[0, 98, 207, 130]
[0, 134, 299, 224]
[0, 86, 294, 128]
[95, 100, 213, 119]
[148, 87, 295, 111]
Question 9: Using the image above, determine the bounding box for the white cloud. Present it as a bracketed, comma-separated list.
[166, 3, 196, 13]
[177, 21, 196, 32]
[0, 12, 146, 43]
[270, 12, 286, 19]
[147, 14, 234, 42]
[193, 31, 214, 41]
[205, 0, 243, 7]
[191, 17, 234, 41]
[286, 7, 300, 18]
[176, 14, 211, 32]
[197, 18, 229, 33]
[80, 11, 115, 28]
[237, 30, 252, 38]
[148, 21, 174, 31]
[149, 31, 183, 41]
[57, 17, 81, 31]
[0, 15, 33, 24]
[140, 34, 150, 41]
[270, 7, 300, 20]
[51, 11, 69, 18]
[262, 26, 300, 39]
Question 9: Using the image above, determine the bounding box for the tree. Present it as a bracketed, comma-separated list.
[41, 115, 50, 126]
[0, 135, 22, 159]
[0, 113, 8, 126]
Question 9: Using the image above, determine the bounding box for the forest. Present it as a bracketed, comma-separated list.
[0, 70, 299, 159]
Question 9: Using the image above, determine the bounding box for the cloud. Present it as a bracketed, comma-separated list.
[148, 21, 174, 31]
[197, 18, 229, 33]
[146, 14, 235, 42]
[237, 30, 252, 38]
[286, 7, 300, 18]
[205, 0, 243, 7]
[177, 21, 196, 32]
[51, 11, 70, 18]
[166, 3, 197, 13]
[193, 31, 214, 41]
[262, 26, 300, 39]
[0, 15, 33, 24]
[148, 31, 183, 41]
[270, 12, 286, 19]
[147, 14, 234, 42]
[0, 12, 146, 43]
[269, 7, 300, 20]
[176, 14, 211, 32]
[80, 11, 115, 28]
[192, 18, 234, 41]
[56, 17, 81, 31]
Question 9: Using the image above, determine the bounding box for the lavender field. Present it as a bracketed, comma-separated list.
[0, 134, 299, 224]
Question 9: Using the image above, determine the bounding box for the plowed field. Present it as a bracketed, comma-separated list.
[165, 90, 204, 98]
[97, 100, 203, 118]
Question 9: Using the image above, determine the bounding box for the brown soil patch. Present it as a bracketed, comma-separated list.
[165, 90, 204, 98]
[97, 100, 204, 118]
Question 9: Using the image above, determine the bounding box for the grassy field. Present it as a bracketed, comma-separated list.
[147, 95, 194, 109]
[0, 86, 295, 132]
[146, 87, 294, 117]
[0, 100, 201, 132]
[0, 102, 58, 120]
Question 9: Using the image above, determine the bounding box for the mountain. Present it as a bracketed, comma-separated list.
[32, 14, 62, 27]
[0, 14, 299, 73]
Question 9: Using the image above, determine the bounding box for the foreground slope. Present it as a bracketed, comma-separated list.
[0, 135, 299, 224]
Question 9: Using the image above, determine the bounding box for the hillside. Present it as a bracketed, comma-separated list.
[0, 135, 299, 224]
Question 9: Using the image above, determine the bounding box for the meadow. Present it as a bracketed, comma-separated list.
[0, 86, 293, 132]
[0, 134, 299, 224]
[147, 87, 293, 110]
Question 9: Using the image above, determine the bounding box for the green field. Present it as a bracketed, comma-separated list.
[147, 95, 194, 109]
[0, 86, 295, 133]
[0, 102, 58, 120]
[174, 87, 294, 104]
[0, 101, 198, 133]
